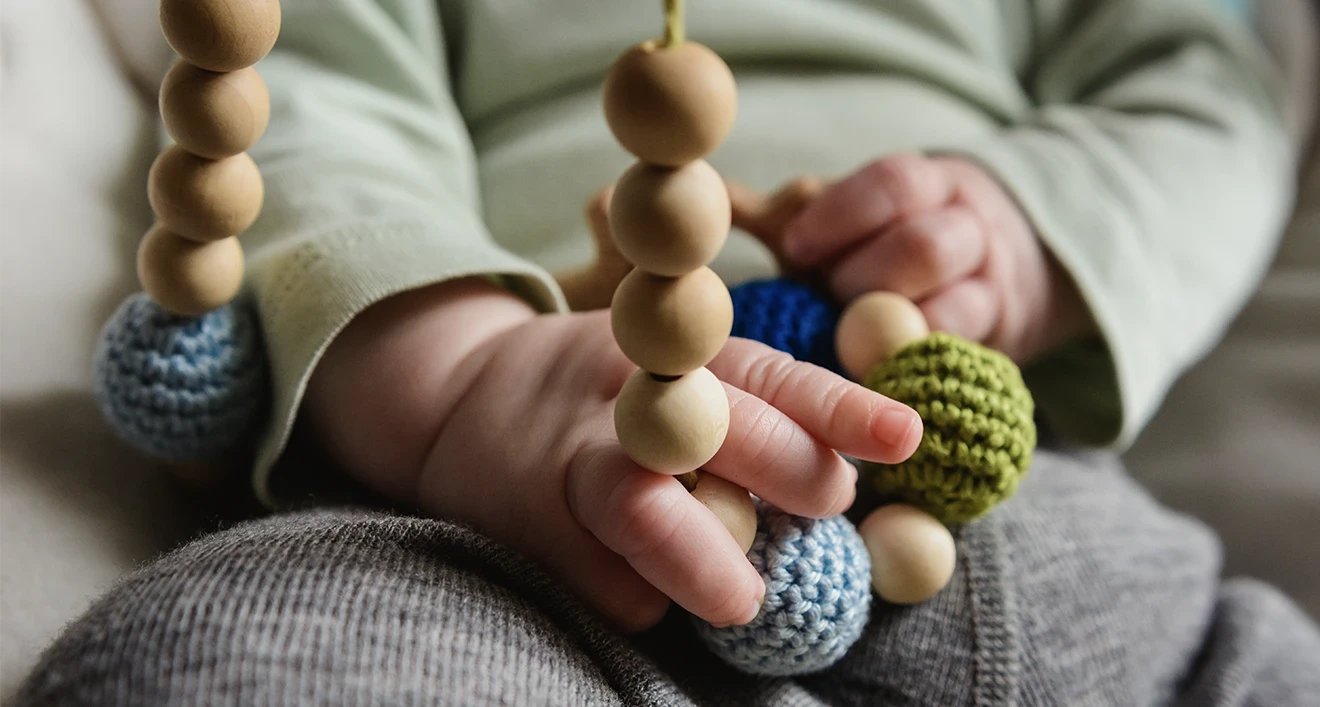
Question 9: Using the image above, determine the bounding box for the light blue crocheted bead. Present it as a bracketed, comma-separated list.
[92, 293, 268, 461]
[694, 502, 872, 676]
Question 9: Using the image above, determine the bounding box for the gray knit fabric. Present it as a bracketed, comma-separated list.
[15, 451, 1320, 706]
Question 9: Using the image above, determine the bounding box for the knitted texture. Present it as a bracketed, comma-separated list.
[694, 501, 871, 676]
[729, 279, 843, 374]
[93, 292, 269, 461]
[861, 333, 1035, 525]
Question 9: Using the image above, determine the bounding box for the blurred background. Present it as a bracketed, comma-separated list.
[1, 0, 1316, 700]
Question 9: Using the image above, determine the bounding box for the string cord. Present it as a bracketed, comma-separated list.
[663, 0, 685, 46]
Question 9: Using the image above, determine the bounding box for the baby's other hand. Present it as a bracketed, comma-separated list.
[304, 280, 921, 633]
[781, 154, 1092, 363]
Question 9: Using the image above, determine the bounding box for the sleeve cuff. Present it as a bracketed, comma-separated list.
[246, 217, 566, 508]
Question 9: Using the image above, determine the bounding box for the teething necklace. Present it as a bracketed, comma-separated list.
[93, 0, 1036, 677]
[141, 0, 279, 316]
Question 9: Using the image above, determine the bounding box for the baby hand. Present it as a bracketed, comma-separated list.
[780, 154, 1092, 363]
[303, 279, 921, 631]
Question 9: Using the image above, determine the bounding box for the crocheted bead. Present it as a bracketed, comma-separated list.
[93, 293, 269, 461]
[861, 333, 1035, 525]
[728, 279, 843, 374]
[695, 501, 871, 676]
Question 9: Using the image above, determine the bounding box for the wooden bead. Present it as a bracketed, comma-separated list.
[160, 61, 270, 159]
[160, 0, 281, 73]
[611, 267, 732, 376]
[614, 367, 729, 475]
[836, 292, 930, 382]
[149, 146, 264, 243]
[858, 504, 956, 605]
[602, 41, 737, 167]
[610, 160, 731, 276]
[690, 471, 757, 554]
[137, 224, 245, 316]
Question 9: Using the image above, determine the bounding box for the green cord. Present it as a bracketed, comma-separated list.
[663, 0, 685, 46]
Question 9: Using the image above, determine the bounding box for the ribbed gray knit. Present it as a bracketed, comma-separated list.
[15, 451, 1320, 706]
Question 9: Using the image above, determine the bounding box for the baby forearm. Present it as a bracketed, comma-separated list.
[302, 279, 537, 502]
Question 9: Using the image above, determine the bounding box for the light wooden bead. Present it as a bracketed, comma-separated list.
[836, 292, 930, 382]
[615, 367, 729, 475]
[689, 471, 757, 554]
[160, 0, 282, 73]
[610, 160, 731, 276]
[858, 504, 956, 605]
[137, 224, 245, 316]
[160, 61, 270, 159]
[149, 146, 264, 243]
[611, 267, 732, 376]
[602, 40, 737, 167]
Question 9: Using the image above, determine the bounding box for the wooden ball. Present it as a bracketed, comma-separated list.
[137, 225, 245, 316]
[610, 160, 731, 276]
[836, 292, 930, 381]
[160, 61, 270, 159]
[160, 0, 281, 72]
[611, 267, 732, 376]
[690, 472, 756, 554]
[602, 41, 737, 167]
[858, 504, 956, 605]
[615, 367, 729, 475]
[149, 146, 265, 243]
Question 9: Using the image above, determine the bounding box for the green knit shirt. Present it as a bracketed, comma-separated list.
[241, 0, 1292, 507]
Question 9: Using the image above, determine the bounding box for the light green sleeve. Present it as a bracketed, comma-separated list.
[944, 0, 1295, 447]
[241, 0, 566, 505]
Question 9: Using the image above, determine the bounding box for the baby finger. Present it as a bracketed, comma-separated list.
[566, 441, 765, 627]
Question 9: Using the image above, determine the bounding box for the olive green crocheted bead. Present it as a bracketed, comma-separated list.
[860, 332, 1036, 525]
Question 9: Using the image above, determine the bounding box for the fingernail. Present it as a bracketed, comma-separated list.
[874, 406, 921, 450]
[744, 594, 765, 624]
[831, 474, 857, 516]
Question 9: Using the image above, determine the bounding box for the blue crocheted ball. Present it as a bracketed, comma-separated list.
[93, 292, 269, 461]
[729, 279, 843, 374]
[694, 501, 872, 676]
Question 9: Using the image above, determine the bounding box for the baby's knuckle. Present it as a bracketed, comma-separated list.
[733, 405, 795, 477]
[745, 349, 798, 403]
[819, 381, 861, 435]
[865, 154, 932, 208]
[901, 228, 947, 274]
[944, 208, 985, 245]
[611, 487, 688, 560]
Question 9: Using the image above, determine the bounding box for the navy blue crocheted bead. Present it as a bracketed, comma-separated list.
[729, 279, 842, 374]
[694, 501, 872, 676]
[93, 293, 269, 461]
